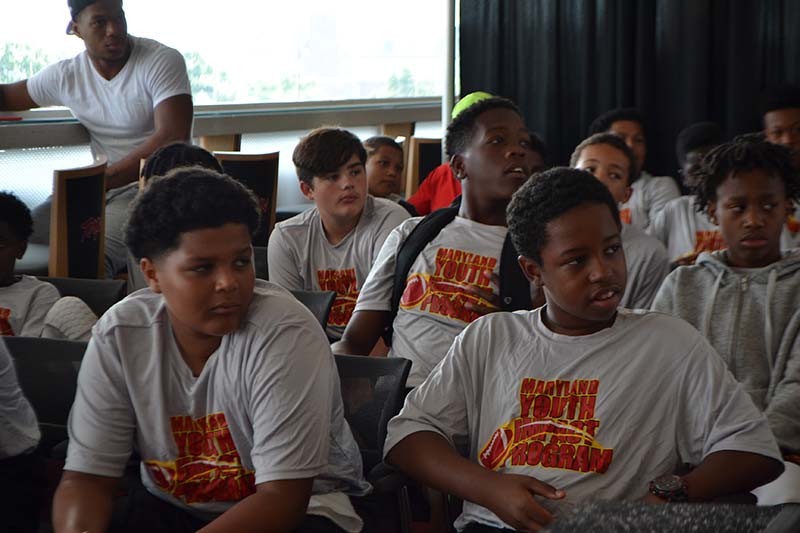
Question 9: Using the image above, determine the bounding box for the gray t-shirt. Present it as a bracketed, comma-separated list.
[620, 224, 669, 309]
[384, 308, 782, 531]
[0, 275, 61, 337]
[650, 195, 724, 263]
[268, 195, 409, 339]
[354, 216, 508, 386]
[0, 338, 40, 459]
[66, 280, 369, 525]
[619, 171, 681, 233]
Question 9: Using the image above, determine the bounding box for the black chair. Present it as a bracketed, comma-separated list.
[289, 290, 335, 330]
[4, 337, 87, 453]
[334, 354, 412, 533]
[40, 276, 126, 317]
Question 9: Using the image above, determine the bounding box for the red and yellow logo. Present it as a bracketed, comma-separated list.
[479, 378, 613, 474]
[317, 268, 359, 327]
[145, 413, 255, 504]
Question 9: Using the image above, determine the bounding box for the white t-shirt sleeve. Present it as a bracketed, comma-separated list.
[384, 330, 471, 456]
[144, 45, 191, 107]
[248, 320, 333, 483]
[371, 206, 411, 264]
[65, 330, 136, 478]
[627, 243, 670, 310]
[26, 61, 68, 108]
[675, 337, 782, 464]
[267, 226, 303, 290]
[17, 282, 60, 338]
[354, 221, 414, 313]
[646, 177, 681, 230]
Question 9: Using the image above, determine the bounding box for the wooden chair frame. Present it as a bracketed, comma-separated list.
[404, 137, 443, 197]
[49, 157, 107, 278]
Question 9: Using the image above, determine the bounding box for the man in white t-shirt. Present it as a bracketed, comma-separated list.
[0, 0, 193, 277]
[269, 128, 410, 340]
[588, 108, 680, 233]
[384, 168, 784, 532]
[53, 168, 369, 533]
[332, 97, 547, 386]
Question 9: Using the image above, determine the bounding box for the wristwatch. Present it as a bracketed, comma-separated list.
[648, 474, 689, 502]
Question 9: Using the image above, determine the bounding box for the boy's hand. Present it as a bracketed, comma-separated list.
[641, 492, 668, 504]
[482, 473, 565, 531]
[464, 272, 502, 316]
[785, 454, 800, 466]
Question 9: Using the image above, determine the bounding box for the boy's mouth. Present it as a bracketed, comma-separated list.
[504, 165, 529, 178]
[589, 286, 622, 306]
[739, 234, 769, 248]
[210, 303, 242, 315]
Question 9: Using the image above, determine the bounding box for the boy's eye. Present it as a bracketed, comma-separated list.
[763, 202, 777, 211]
[582, 165, 597, 175]
[350, 167, 363, 177]
[520, 138, 532, 148]
[234, 257, 252, 268]
[610, 172, 623, 181]
[564, 256, 585, 267]
[489, 136, 505, 144]
[378, 160, 390, 168]
[605, 244, 623, 255]
[190, 264, 212, 274]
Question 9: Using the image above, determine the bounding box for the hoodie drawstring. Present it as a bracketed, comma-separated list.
[702, 269, 725, 339]
[764, 268, 778, 380]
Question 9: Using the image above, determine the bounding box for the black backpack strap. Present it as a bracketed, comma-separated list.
[383, 206, 459, 345]
[499, 235, 533, 312]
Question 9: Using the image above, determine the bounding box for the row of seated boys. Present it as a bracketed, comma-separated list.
[0, 89, 798, 532]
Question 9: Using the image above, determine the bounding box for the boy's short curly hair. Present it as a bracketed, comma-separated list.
[0, 191, 33, 242]
[363, 136, 403, 158]
[292, 127, 367, 187]
[587, 107, 646, 137]
[691, 135, 800, 214]
[445, 97, 547, 160]
[125, 167, 261, 260]
[675, 122, 722, 167]
[142, 142, 222, 181]
[507, 167, 620, 264]
[569, 133, 641, 185]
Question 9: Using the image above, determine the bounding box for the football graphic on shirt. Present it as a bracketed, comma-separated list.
[479, 425, 514, 470]
[400, 273, 429, 308]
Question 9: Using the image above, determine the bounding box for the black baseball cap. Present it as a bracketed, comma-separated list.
[66, 0, 98, 34]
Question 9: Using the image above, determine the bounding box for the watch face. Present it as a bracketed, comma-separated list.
[654, 475, 684, 491]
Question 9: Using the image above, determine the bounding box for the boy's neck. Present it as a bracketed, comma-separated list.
[319, 211, 362, 245]
[170, 323, 223, 377]
[458, 197, 509, 227]
[0, 274, 21, 288]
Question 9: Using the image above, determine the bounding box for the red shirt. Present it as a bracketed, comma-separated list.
[407, 164, 462, 215]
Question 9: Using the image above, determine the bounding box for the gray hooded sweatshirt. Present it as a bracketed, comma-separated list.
[652, 249, 800, 453]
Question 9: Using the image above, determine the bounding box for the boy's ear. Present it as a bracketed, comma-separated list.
[622, 186, 633, 204]
[15, 241, 27, 260]
[450, 155, 466, 180]
[140, 257, 162, 293]
[707, 201, 718, 225]
[299, 180, 315, 201]
[518, 256, 543, 287]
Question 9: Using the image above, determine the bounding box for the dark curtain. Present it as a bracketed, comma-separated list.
[459, 0, 800, 176]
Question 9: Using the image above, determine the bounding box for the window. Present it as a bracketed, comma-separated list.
[1, 1, 445, 105]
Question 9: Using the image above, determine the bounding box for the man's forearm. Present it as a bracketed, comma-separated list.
[199, 481, 311, 533]
[105, 129, 190, 189]
[682, 450, 784, 501]
[52, 474, 116, 533]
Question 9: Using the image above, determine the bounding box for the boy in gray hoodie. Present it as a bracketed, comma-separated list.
[652, 136, 800, 504]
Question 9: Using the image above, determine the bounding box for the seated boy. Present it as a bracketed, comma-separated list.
[0, 191, 60, 337]
[384, 168, 783, 532]
[268, 128, 410, 340]
[0, 191, 96, 340]
[0, 337, 43, 532]
[571, 133, 669, 308]
[332, 97, 546, 386]
[761, 85, 800, 248]
[652, 136, 800, 504]
[650, 122, 724, 266]
[407, 92, 493, 216]
[588, 108, 680, 232]
[53, 168, 370, 533]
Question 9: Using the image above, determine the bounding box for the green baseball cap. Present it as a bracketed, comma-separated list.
[451, 91, 494, 119]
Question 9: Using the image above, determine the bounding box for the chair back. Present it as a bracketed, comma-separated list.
[334, 354, 411, 472]
[214, 151, 280, 247]
[49, 158, 107, 278]
[404, 137, 442, 197]
[289, 290, 335, 330]
[253, 246, 268, 280]
[39, 277, 126, 317]
[5, 337, 87, 452]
